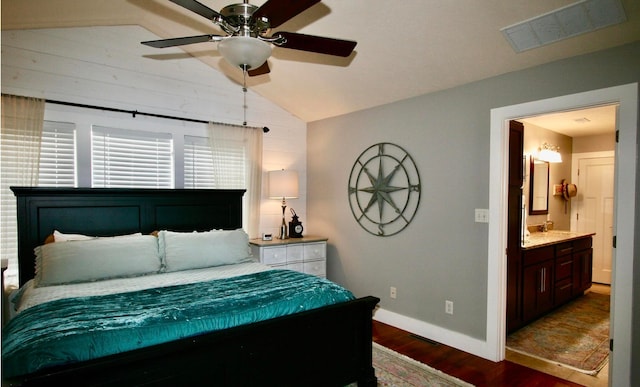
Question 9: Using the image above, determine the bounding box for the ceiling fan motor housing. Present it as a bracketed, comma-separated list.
[221, 3, 270, 37]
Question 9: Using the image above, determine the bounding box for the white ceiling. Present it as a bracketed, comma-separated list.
[520, 104, 618, 137]
[2, 0, 639, 124]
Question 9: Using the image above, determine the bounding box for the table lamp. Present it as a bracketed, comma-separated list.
[268, 169, 299, 239]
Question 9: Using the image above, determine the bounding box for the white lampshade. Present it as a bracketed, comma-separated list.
[218, 36, 272, 70]
[268, 170, 299, 199]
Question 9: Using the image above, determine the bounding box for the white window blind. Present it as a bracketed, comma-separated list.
[92, 126, 174, 188]
[38, 121, 76, 187]
[184, 135, 215, 188]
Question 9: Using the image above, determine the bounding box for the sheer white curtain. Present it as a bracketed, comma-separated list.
[208, 123, 263, 239]
[1, 95, 45, 288]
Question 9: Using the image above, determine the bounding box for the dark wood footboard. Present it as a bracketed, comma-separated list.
[5, 296, 380, 387]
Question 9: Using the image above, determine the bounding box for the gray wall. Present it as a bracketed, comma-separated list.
[308, 41, 640, 381]
[574, 133, 616, 153]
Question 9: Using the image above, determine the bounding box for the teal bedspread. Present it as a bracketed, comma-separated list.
[2, 269, 355, 378]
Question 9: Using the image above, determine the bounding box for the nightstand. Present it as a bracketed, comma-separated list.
[250, 236, 328, 277]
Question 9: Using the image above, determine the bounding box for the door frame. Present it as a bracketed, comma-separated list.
[486, 83, 637, 385]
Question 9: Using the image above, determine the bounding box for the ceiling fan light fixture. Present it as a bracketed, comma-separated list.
[218, 36, 272, 70]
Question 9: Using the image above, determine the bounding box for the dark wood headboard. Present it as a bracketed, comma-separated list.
[11, 187, 245, 287]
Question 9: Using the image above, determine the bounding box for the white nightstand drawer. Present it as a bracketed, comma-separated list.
[303, 243, 326, 260]
[286, 245, 304, 263]
[304, 260, 326, 277]
[261, 246, 287, 265]
[286, 262, 304, 272]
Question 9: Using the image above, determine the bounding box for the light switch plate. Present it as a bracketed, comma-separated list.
[475, 209, 489, 223]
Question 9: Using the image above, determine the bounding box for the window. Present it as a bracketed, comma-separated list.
[209, 137, 247, 189]
[92, 126, 173, 188]
[184, 134, 246, 189]
[38, 121, 76, 187]
[184, 135, 215, 188]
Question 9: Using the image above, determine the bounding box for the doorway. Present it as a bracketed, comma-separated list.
[519, 106, 616, 287]
[486, 83, 638, 386]
[507, 108, 616, 385]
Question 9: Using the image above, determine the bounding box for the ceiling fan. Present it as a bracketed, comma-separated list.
[141, 0, 357, 76]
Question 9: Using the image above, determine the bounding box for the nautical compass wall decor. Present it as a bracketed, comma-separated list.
[348, 142, 421, 236]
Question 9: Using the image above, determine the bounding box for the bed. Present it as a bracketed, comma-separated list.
[3, 187, 379, 386]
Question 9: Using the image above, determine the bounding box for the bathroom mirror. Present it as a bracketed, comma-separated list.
[529, 156, 549, 215]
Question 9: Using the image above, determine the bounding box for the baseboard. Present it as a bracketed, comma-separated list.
[373, 307, 495, 361]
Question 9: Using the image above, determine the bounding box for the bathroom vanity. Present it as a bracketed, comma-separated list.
[509, 231, 595, 332]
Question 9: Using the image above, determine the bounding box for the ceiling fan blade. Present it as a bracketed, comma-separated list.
[253, 0, 321, 28]
[142, 34, 222, 48]
[169, 0, 222, 21]
[273, 32, 356, 57]
[248, 61, 270, 76]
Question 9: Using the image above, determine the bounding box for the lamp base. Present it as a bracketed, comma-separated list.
[278, 200, 288, 239]
[278, 222, 288, 240]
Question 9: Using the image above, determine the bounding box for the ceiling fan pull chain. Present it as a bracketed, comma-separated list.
[242, 68, 248, 126]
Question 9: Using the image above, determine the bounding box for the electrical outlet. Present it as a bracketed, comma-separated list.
[445, 300, 453, 315]
[390, 286, 397, 299]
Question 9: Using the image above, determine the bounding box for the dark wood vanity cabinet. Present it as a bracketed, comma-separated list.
[573, 238, 593, 294]
[511, 235, 593, 332]
[522, 255, 554, 323]
[554, 241, 581, 306]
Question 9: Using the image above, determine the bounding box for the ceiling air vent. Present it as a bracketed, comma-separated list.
[501, 0, 627, 53]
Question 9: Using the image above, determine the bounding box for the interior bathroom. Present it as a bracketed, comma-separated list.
[506, 107, 616, 386]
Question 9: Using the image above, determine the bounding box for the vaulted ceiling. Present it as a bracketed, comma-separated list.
[2, 0, 639, 123]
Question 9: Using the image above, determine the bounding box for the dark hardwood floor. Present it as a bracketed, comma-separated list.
[372, 320, 583, 387]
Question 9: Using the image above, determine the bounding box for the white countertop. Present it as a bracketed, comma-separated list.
[521, 230, 595, 250]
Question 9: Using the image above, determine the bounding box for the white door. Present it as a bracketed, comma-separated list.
[575, 156, 615, 284]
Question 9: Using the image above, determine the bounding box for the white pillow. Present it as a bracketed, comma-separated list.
[53, 230, 142, 242]
[159, 229, 252, 272]
[35, 235, 161, 286]
[53, 230, 95, 242]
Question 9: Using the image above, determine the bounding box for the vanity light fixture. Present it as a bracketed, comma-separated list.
[538, 142, 562, 163]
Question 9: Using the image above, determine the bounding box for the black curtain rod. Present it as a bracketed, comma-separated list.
[44, 98, 269, 133]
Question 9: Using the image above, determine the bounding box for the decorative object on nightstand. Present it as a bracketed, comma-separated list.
[348, 142, 421, 237]
[288, 208, 303, 238]
[268, 169, 299, 239]
[250, 236, 327, 277]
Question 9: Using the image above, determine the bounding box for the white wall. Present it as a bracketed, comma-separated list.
[1, 25, 308, 239]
